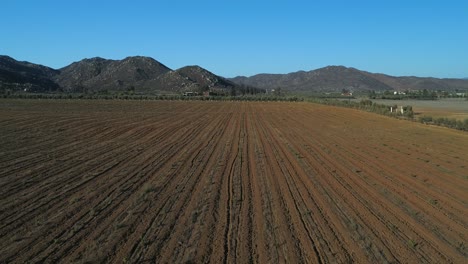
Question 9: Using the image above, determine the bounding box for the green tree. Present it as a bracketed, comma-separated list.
[230, 86, 236, 96]
[422, 89, 429, 97]
[274, 87, 282, 96]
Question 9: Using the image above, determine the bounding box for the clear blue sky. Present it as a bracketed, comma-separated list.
[1, 0, 467, 78]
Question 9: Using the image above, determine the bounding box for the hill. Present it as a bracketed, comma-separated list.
[145, 66, 237, 93]
[176, 66, 236, 90]
[2, 55, 467, 94]
[0, 55, 61, 92]
[230, 66, 468, 92]
[0, 55, 237, 94]
[54, 56, 172, 93]
[364, 73, 468, 92]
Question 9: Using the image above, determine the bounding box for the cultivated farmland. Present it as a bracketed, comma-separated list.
[369, 98, 468, 120]
[0, 100, 467, 263]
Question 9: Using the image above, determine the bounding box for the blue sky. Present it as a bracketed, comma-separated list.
[1, 0, 467, 78]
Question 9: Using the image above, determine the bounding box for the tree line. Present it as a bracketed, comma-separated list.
[1, 92, 303, 102]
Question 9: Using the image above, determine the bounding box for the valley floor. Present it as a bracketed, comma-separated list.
[0, 100, 467, 263]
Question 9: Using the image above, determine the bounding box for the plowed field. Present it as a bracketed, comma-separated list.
[1, 100, 467, 263]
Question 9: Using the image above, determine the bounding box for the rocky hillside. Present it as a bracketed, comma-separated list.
[0, 55, 236, 94]
[230, 66, 468, 92]
[0, 55, 61, 92]
[51, 57, 113, 92]
[54, 56, 172, 92]
[144, 70, 199, 93]
[2, 55, 467, 94]
[175, 66, 236, 90]
[363, 73, 468, 92]
[145, 66, 237, 93]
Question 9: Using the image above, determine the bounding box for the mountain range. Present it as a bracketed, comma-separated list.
[0, 55, 236, 94]
[1, 55, 467, 94]
[229, 66, 468, 92]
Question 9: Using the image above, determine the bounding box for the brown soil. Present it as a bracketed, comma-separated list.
[0, 99, 466, 263]
[416, 108, 468, 120]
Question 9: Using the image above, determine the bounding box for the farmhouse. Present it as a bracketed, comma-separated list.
[391, 106, 405, 114]
[183, 91, 198, 96]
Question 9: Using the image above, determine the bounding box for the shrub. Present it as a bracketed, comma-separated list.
[419, 116, 433, 123]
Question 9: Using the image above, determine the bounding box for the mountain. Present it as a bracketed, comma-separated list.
[2, 55, 467, 94]
[52, 57, 113, 92]
[53, 57, 236, 93]
[145, 66, 237, 93]
[0, 55, 61, 92]
[230, 66, 393, 92]
[144, 70, 199, 93]
[54, 56, 172, 92]
[363, 73, 468, 92]
[0, 55, 237, 94]
[176, 66, 236, 89]
[230, 66, 468, 92]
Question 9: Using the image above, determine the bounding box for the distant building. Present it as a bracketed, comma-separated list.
[183, 91, 198, 96]
[203, 88, 226, 97]
[203, 91, 215, 97]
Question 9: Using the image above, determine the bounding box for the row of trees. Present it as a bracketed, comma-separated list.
[369, 89, 467, 100]
[419, 116, 468, 131]
[194, 85, 266, 96]
[231, 85, 266, 96]
[1, 92, 303, 102]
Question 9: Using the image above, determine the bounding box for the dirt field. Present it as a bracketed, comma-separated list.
[1, 99, 467, 263]
[370, 98, 468, 120]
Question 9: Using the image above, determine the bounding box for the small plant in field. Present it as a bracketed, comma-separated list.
[191, 210, 199, 223]
[142, 183, 157, 193]
[429, 199, 438, 205]
[408, 239, 418, 249]
[114, 220, 126, 229]
[35, 218, 42, 226]
[458, 242, 465, 252]
[73, 223, 82, 234]
[89, 208, 96, 217]
[10, 234, 21, 242]
[69, 196, 81, 205]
